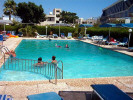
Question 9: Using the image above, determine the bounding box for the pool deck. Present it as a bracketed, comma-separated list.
[0, 37, 133, 100]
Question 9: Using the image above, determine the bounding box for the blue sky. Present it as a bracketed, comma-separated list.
[0, 0, 117, 19]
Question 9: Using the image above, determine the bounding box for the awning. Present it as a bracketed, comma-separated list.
[99, 23, 117, 27]
[51, 23, 71, 26]
[0, 20, 13, 31]
[0, 20, 13, 25]
[116, 23, 133, 28]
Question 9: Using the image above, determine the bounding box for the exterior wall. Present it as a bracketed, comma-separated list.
[38, 8, 61, 26]
[101, 0, 133, 23]
[76, 18, 97, 25]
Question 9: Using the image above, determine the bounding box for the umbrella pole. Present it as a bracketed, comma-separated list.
[85, 26, 86, 36]
[108, 27, 111, 45]
[4, 23, 5, 31]
[128, 33, 131, 48]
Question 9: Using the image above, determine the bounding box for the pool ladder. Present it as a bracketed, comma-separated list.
[0, 46, 63, 84]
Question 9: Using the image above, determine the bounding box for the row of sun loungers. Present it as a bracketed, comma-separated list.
[2, 84, 132, 100]
[81, 34, 133, 51]
[35, 32, 72, 39]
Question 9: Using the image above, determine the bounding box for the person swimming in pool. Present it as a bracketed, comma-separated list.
[55, 43, 61, 47]
[65, 44, 69, 48]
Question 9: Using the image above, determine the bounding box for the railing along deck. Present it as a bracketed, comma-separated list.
[0, 45, 63, 84]
[2, 57, 63, 84]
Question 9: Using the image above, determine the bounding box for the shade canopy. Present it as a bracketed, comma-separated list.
[0, 20, 13, 31]
[79, 24, 93, 27]
[0, 20, 13, 25]
[51, 23, 71, 26]
[116, 23, 133, 28]
[99, 23, 117, 27]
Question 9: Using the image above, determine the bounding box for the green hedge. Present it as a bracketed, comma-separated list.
[86, 27, 130, 39]
[35, 26, 75, 36]
[1, 25, 133, 46]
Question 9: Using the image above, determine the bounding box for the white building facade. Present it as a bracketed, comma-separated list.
[76, 17, 97, 25]
[39, 8, 62, 26]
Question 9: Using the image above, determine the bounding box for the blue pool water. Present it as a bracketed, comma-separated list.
[0, 39, 133, 81]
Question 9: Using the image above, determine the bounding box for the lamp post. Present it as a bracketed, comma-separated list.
[2, 14, 6, 31]
[128, 29, 132, 47]
[59, 21, 61, 37]
[46, 26, 48, 36]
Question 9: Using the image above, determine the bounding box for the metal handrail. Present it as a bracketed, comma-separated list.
[0, 46, 63, 84]
[2, 57, 63, 84]
[0, 45, 10, 53]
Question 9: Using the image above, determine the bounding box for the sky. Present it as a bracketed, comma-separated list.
[0, 0, 117, 20]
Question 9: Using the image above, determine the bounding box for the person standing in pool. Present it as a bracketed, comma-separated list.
[52, 56, 57, 64]
[65, 44, 69, 48]
[35, 57, 47, 66]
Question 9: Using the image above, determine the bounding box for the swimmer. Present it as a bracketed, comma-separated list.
[65, 44, 69, 48]
[55, 43, 61, 47]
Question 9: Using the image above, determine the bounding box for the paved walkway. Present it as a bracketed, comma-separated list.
[0, 38, 133, 100]
[0, 76, 133, 100]
[80, 39, 133, 57]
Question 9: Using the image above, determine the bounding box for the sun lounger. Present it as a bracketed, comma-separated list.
[2, 31, 9, 41]
[53, 34, 58, 38]
[117, 37, 128, 46]
[67, 33, 72, 39]
[35, 32, 47, 38]
[0, 35, 3, 45]
[0, 94, 13, 100]
[91, 84, 133, 100]
[27, 92, 63, 100]
[86, 34, 92, 39]
[61, 33, 65, 39]
[128, 47, 133, 52]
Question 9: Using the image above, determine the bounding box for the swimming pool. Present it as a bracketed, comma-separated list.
[1, 39, 133, 81]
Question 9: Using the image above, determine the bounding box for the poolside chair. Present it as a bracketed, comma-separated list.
[2, 31, 9, 41]
[61, 33, 65, 39]
[53, 34, 58, 38]
[78, 34, 83, 39]
[35, 32, 47, 38]
[106, 37, 118, 46]
[91, 84, 133, 100]
[27, 92, 63, 100]
[86, 34, 92, 39]
[0, 35, 3, 45]
[67, 33, 72, 39]
[128, 47, 133, 52]
[0, 94, 13, 100]
[117, 37, 128, 46]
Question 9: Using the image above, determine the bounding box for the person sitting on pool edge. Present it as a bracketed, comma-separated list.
[5, 50, 16, 58]
[65, 44, 69, 48]
[52, 56, 57, 64]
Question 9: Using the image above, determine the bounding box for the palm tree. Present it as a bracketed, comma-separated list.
[3, 0, 16, 20]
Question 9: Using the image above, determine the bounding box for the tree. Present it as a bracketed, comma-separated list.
[60, 11, 79, 24]
[16, 2, 46, 23]
[3, 0, 17, 20]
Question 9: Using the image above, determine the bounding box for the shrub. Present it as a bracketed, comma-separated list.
[19, 25, 37, 37]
